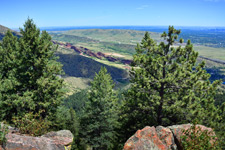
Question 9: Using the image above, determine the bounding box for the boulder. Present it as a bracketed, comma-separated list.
[2, 130, 73, 150]
[42, 130, 74, 146]
[123, 126, 172, 150]
[156, 126, 177, 150]
[123, 124, 215, 150]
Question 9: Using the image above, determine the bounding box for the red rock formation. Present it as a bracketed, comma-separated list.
[84, 50, 101, 59]
[124, 126, 175, 150]
[123, 124, 216, 150]
[65, 43, 72, 48]
[106, 56, 118, 62]
[52, 40, 133, 65]
[71, 46, 82, 54]
[97, 52, 106, 57]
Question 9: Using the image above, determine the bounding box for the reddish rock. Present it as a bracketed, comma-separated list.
[123, 124, 216, 150]
[123, 126, 169, 150]
[97, 52, 106, 57]
[156, 126, 177, 149]
[71, 46, 83, 54]
[84, 50, 102, 59]
[106, 56, 118, 62]
[65, 43, 72, 48]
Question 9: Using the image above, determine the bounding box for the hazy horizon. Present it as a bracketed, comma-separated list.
[10, 25, 225, 31]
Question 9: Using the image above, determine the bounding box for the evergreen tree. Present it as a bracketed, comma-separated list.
[54, 106, 80, 150]
[80, 67, 118, 150]
[120, 26, 222, 140]
[0, 31, 21, 121]
[0, 19, 64, 122]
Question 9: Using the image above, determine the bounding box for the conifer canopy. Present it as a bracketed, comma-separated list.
[121, 26, 221, 138]
[0, 19, 64, 122]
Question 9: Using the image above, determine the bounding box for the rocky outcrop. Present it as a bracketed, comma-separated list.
[123, 124, 215, 150]
[97, 52, 106, 57]
[84, 49, 102, 59]
[71, 46, 83, 54]
[1, 130, 73, 150]
[52, 40, 133, 66]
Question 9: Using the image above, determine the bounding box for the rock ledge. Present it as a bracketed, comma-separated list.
[1, 129, 73, 150]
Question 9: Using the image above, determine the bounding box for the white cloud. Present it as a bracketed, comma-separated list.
[136, 5, 149, 10]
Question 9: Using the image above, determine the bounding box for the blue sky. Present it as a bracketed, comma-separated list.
[1, 0, 225, 28]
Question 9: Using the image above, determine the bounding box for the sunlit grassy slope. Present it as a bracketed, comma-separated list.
[63, 76, 91, 95]
[195, 46, 225, 61]
[63, 29, 161, 44]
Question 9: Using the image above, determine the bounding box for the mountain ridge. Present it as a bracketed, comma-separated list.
[0, 24, 21, 41]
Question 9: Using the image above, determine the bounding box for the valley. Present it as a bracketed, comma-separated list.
[49, 28, 225, 94]
[1, 24, 225, 94]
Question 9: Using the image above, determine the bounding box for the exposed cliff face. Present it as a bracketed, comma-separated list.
[123, 124, 216, 150]
[52, 40, 132, 65]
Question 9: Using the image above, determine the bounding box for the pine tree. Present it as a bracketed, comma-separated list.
[80, 67, 118, 150]
[120, 26, 222, 140]
[0, 31, 21, 121]
[54, 106, 80, 150]
[0, 19, 64, 122]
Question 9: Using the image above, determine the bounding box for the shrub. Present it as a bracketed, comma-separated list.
[12, 110, 51, 136]
[181, 123, 221, 150]
[0, 123, 8, 145]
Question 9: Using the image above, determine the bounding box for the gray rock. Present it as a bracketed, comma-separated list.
[4, 130, 73, 150]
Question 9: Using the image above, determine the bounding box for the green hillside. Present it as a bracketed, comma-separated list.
[57, 53, 128, 80]
[51, 33, 136, 56]
[50, 29, 161, 58]
[51, 29, 225, 95]
[52, 29, 225, 94]
[51, 29, 225, 62]
[63, 76, 91, 95]
[0, 25, 20, 40]
[63, 29, 161, 44]
[195, 46, 225, 61]
[55, 46, 129, 94]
